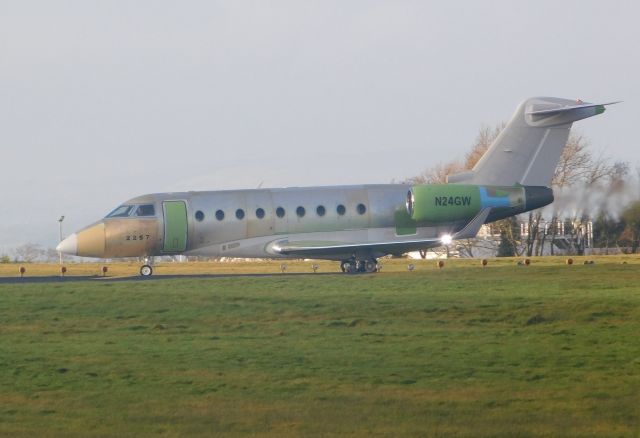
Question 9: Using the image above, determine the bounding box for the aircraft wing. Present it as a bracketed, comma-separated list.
[271, 208, 491, 257]
[271, 237, 443, 257]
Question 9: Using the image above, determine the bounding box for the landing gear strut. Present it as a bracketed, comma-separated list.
[341, 258, 378, 274]
[140, 257, 154, 277]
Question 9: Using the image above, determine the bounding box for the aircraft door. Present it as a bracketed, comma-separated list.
[163, 200, 188, 252]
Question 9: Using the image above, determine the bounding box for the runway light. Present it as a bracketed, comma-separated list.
[440, 234, 453, 245]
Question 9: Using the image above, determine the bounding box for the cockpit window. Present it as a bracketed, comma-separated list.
[134, 204, 155, 217]
[106, 205, 133, 218]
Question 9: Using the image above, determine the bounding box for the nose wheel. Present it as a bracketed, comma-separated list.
[140, 264, 153, 276]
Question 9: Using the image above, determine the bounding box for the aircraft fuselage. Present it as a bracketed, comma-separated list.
[58, 183, 552, 264]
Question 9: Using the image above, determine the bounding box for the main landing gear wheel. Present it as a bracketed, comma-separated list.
[340, 260, 357, 274]
[140, 265, 153, 276]
[341, 259, 378, 274]
[364, 259, 378, 273]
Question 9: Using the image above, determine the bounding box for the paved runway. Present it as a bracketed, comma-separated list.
[0, 272, 339, 284]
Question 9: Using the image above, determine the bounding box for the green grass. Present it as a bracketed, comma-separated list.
[1, 262, 639, 436]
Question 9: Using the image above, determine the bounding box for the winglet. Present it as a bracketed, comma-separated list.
[453, 208, 491, 240]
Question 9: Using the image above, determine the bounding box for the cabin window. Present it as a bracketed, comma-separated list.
[215, 210, 225, 221]
[106, 205, 133, 218]
[337, 204, 346, 216]
[357, 203, 367, 215]
[296, 206, 306, 217]
[316, 205, 326, 217]
[195, 210, 205, 222]
[134, 204, 155, 217]
[256, 208, 265, 219]
[276, 207, 285, 218]
[236, 209, 245, 220]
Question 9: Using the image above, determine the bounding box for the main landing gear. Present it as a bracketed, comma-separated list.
[140, 257, 154, 277]
[340, 259, 379, 274]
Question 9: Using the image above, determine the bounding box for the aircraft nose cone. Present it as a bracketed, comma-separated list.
[57, 222, 106, 258]
[56, 233, 78, 255]
[75, 222, 106, 258]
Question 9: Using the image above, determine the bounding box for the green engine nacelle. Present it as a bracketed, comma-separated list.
[406, 184, 527, 223]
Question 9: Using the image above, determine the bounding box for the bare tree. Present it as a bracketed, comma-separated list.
[406, 123, 505, 184]
[523, 211, 544, 256]
[405, 161, 465, 184]
[620, 201, 640, 253]
[462, 123, 505, 170]
[548, 136, 629, 254]
[455, 239, 476, 258]
[14, 243, 44, 263]
[43, 248, 61, 262]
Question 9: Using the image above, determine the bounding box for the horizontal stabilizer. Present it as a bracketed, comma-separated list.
[526, 101, 620, 117]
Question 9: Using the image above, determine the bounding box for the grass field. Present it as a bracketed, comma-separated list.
[1, 258, 639, 436]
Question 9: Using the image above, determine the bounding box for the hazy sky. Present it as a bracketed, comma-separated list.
[1, 0, 638, 250]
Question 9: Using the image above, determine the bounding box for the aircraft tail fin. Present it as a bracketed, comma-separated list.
[447, 97, 619, 186]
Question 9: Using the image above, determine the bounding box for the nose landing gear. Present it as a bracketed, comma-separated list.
[340, 258, 379, 274]
[140, 257, 154, 276]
